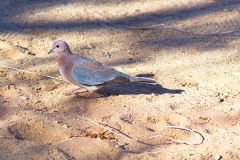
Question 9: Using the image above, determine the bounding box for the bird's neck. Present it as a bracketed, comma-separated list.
[58, 55, 67, 66]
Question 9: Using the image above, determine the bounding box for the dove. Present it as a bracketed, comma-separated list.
[48, 40, 156, 98]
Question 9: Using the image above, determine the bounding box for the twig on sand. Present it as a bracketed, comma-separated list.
[78, 116, 204, 146]
[139, 125, 204, 145]
[0, 63, 68, 82]
[94, 13, 240, 36]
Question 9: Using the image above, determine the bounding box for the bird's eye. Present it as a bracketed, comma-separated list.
[56, 45, 59, 48]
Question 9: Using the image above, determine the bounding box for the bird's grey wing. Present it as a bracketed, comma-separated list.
[72, 57, 130, 86]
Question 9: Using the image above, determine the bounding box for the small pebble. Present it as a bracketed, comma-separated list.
[20, 96, 27, 100]
[219, 98, 224, 103]
[63, 124, 68, 129]
[215, 154, 222, 160]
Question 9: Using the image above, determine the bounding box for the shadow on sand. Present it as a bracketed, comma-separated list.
[96, 82, 183, 97]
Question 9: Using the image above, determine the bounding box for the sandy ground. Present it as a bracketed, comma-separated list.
[1, 0, 240, 159]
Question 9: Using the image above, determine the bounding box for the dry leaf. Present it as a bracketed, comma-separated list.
[199, 117, 209, 121]
[223, 9, 230, 12]
[52, 79, 61, 84]
[97, 128, 104, 136]
[70, 134, 82, 137]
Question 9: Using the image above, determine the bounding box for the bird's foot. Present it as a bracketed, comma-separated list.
[84, 92, 93, 99]
[64, 87, 81, 94]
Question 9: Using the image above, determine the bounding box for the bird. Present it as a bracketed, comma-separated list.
[48, 40, 156, 98]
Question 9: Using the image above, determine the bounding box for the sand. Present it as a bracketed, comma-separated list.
[0, 0, 240, 159]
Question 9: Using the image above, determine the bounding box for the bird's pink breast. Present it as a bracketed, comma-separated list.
[58, 55, 79, 86]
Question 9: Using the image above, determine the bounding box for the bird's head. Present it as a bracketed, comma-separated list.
[48, 40, 71, 56]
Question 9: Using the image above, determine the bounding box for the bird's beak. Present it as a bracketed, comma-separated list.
[48, 48, 55, 54]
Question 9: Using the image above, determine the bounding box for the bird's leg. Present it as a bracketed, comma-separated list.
[64, 87, 81, 94]
[83, 86, 98, 98]
[85, 91, 94, 99]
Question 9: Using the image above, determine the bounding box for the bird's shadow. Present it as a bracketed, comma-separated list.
[96, 82, 183, 97]
[94, 74, 183, 97]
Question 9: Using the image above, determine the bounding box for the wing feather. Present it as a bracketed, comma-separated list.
[72, 57, 129, 86]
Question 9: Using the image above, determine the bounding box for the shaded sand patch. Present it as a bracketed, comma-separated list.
[8, 119, 68, 144]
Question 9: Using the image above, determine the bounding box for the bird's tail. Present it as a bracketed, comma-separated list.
[130, 76, 156, 83]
